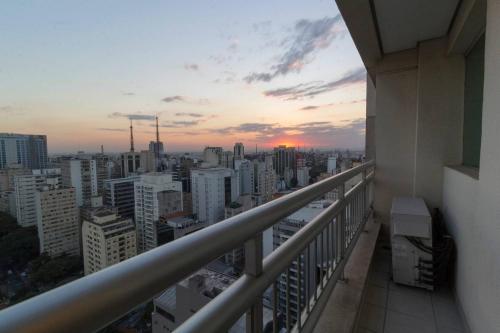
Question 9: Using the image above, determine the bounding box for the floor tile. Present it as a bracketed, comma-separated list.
[365, 285, 387, 307]
[387, 289, 434, 321]
[358, 303, 385, 333]
[367, 269, 389, 289]
[384, 310, 437, 333]
[432, 297, 465, 331]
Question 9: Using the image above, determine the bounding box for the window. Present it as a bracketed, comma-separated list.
[463, 34, 485, 168]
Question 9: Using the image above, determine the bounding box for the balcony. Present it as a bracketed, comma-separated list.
[0, 162, 378, 333]
[1, 0, 499, 332]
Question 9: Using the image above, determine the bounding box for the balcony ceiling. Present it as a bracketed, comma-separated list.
[373, 0, 460, 53]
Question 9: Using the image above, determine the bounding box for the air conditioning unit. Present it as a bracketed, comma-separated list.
[390, 197, 433, 290]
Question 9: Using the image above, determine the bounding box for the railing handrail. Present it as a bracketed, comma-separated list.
[176, 174, 374, 333]
[0, 160, 374, 333]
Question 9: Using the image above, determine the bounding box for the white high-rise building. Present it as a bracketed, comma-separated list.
[36, 186, 80, 257]
[234, 159, 253, 195]
[220, 151, 234, 169]
[202, 147, 223, 167]
[252, 155, 276, 205]
[191, 168, 238, 225]
[327, 157, 337, 175]
[233, 142, 244, 160]
[60, 159, 98, 207]
[297, 166, 310, 187]
[134, 173, 183, 252]
[82, 207, 137, 275]
[14, 169, 61, 227]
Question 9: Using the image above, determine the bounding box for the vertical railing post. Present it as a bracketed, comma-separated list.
[337, 183, 346, 281]
[362, 168, 367, 219]
[245, 233, 263, 333]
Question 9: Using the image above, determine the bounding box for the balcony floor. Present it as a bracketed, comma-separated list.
[356, 241, 467, 333]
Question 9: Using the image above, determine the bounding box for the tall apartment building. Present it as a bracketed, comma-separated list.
[14, 169, 61, 227]
[0, 165, 30, 192]
[234, 159, 253, 195]
[327, 157, 337, 175]
[220, 151, 234, 169]
[273, 201, 331, 325]
[0, 133, 48, 170]
[233, 142, 244, 161]
[202, 147, 223, 167]
[297, 167, 310, 187]
[273, 145, 296, 185]
[134, 173, 183, 252]
[59, 159, 98, 207]
[35, 186, 80, 257]
[120, 150, 156, 177]
[82, 207, 137, 275]
[91, 153, 113, 195]
[252, 154, 276, 205]
[191, 168, 238, 225]
[103, 176, 139, 219]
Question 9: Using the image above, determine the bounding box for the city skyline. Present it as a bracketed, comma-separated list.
[0, 1, 366, 153]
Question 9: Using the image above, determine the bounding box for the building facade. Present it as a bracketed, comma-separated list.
[134, 173, 183, 252]
[35, 186, 80, 257]
[103, 176, 140, 219]
[14, 169, 61, 227]
[59, 159, 98, 207]
[191, 168, 238, 225]
[0, 133, 48, 170]
[82, 207, 137, 275]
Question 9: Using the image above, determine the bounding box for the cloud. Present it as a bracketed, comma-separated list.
[205, 119, 365, 148]
[122, 92, 135, 96]
[97, 128, 128, 132]
[244, 16, 344, 83]
[211, 122, 278, 135]
[109, 112, 156, 120]
[175, 112, 204, 118]
[162, 95, 185, 103]
[300, 105, 320, 110]
[160, 120, 202, 128]
[264, 67, 366, 100]
[299, 98, 366, 111]
[184, 63, 199, 71]
[161, 95, 210, 105]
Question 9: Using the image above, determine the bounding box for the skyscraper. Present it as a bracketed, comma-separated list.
[59, 159, 98, 207]
[202, 147, 223, 167]
[134, 173, 183, 252]
[82, 207, 137, 275]
[233, 142, 244, 161]
[273, 145, 296, 185]
[14, 169, 61, 227]
[103, 176, 140, 219]
[0, 133, 48, 170]
[191, 168, 238, 225]
[252, 154, 276, 205]
[36, 186, 80, 257]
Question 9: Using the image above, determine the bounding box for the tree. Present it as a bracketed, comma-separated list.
[0, 212, 19, 238]
[0, 226, 39, 268]
[29, 254, 82, 286]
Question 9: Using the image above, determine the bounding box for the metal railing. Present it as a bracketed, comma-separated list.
[0, 160, 374, 333]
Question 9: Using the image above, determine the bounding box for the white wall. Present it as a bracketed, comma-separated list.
[443, 2, 500, 331]
[372, 40, 464, 223]
[374, 50, 418, 223]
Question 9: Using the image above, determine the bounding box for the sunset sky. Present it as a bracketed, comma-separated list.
[0, 1, 366, 153]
